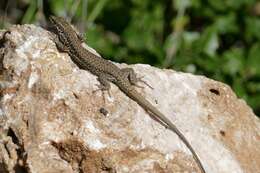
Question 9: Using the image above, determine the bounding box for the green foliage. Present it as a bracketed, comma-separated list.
[1, 0, 259, 116]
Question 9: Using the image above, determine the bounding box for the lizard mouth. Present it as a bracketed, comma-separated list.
[48, 15, 69, 30]
[46, 16, 64, 37]
[48, 15, 65, 34]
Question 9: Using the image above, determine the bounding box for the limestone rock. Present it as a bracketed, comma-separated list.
[0, 25, 259, 173]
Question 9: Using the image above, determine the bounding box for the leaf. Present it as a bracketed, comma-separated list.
[247, 43, 260, 76]
[247, 94, 260, 112]
[213, 13, 238, 34]
[21, 1, 37, 24]
[88, 0, 109, 22]
[245, 17, 260, 42]
[182, 31, 200, 47]
[198, 26, 219, 57]
[233, 78, 247, 99]
[174, 0, 191, 10]
[122, 4, 164, 60]
[222, 48, 244, 76]
[85, 25, 116, 57]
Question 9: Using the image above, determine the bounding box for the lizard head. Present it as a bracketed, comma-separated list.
[49, 15, 81, 47]
[49, 15, 70, 33]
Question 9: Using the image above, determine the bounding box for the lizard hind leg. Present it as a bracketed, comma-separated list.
[121, 68, 153, 89]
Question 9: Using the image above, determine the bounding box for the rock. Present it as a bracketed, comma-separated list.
[0, 24, 259, 173]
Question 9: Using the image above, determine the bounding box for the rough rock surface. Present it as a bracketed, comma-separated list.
[0, 24, 259, 173]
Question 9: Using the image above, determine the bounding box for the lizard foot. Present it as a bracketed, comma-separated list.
[136, 76, 153, 90]
[92, 84, 112, 103]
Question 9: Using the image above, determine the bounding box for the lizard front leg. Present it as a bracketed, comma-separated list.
[96, 73, 116, 90]
[76, 33, 85, 43]
[95, 73, 116, 98]
[50, 33, 70, 52]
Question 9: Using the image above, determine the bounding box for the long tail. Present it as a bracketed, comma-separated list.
[125, 88, 206, 173]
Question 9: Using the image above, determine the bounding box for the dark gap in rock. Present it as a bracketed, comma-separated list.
[73, 92, 79, 99]
[7, 128, 28, 173]
[0, 31, 10, 48]
[7, 128, 19, 145]
[220, 130, 226, 137]
[209, 89, 220, 96]
[0, 31, 11, 75]
[99, 107, 108, 116]
[0, 163, 8, 173]
[14, 164, 28, 173]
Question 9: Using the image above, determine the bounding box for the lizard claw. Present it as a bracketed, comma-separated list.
[92, 84, 112, 102]
[137, 76, 154, 90]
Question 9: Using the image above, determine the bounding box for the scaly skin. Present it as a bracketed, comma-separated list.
[49, 16, 206, 173]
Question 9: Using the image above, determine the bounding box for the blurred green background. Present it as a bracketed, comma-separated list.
[0, 0, 260, 116]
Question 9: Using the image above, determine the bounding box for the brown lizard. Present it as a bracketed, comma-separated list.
[49, 16, 206, 173]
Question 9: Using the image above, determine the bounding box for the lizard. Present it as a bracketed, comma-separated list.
[48, 16, 206, 173]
